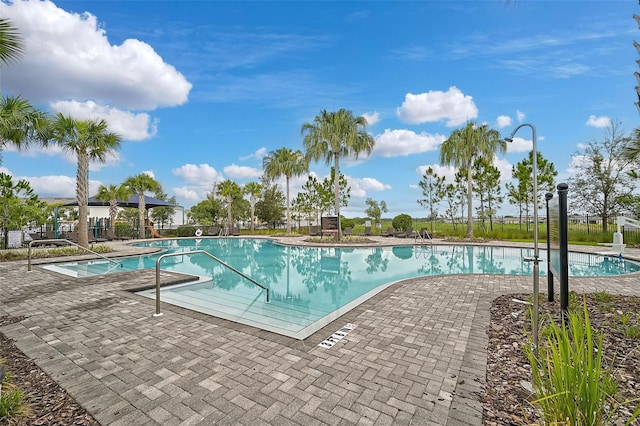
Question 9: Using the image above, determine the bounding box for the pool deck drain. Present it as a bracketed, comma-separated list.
[1, 240, 639, 425]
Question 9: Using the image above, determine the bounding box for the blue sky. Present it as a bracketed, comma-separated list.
[1, 0, 638, 218]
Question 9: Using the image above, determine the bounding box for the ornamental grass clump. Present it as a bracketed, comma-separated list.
[525, 298, 618, 426]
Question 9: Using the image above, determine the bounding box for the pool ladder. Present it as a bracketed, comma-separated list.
[153, 250, 270, 317]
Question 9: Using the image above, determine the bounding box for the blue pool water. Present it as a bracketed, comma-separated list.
[44, 238, 640, 339]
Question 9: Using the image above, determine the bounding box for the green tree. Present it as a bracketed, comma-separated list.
[417, 167, 445, 232]
[320, 167, 350, 215]
[364, 198, 388, 231]
[0, 172, 38, 248]
[300, 175, 324, 225]
[508, 151, 557, 231]
[150, 190, 177, 230]
[437, 182, 460, 231]
[95, 183, 132, 231]
[123, 173, 162, 239]
[472, 157, 503, 231]
[189, 194, 223, 225]
[255, 178, 285, 228]
[50, 115, 121, 248]
[302, 108, 375, 240]
[217, 179, 242, 231]
[244, 181, 263, 232]
[440, 122, 505, 238]
[569, 121, 636, 231]
[391, 213, 412, 231]
[0, 95, 49, 167]
[263, 147, 308, 234]
[0, 18, 23, 64]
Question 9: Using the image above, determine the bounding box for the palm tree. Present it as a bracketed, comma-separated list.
[263, 148, 308, 234]
[302, 109, 375, 240]
[0, 18, 24, 65]
[244, 181, 262, 233]
[440, 122, 505, 239]
[123, 173, 161, 239]
[0, 95, 49, 166]
[95, 183, 132, 233]
[217, 179, 241, 232]
[50, 114, 121, 248]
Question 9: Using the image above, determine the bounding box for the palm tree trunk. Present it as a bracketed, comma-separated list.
[138, 193, 146, 239]
[466, 164, 473, 238]
[227, 197, 232, 231]
[250, 199, 255, 232]
[334, 152, 341, 241]
[77, 151, 90, 248]
[286, 176, 291, 234]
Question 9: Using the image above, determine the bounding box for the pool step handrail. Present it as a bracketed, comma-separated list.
[27, 239, 123, 272]
[154, 250, 269, 317]
[414, 229, 433, 245]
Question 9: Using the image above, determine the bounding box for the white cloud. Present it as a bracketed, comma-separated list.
[142, 170, 156, 179]
[171, 163, 223, 200]
[16, 175, 103, 198]
[586, 115, 611, 128]
[396, 86, 478, 126]
[373, 129, 445, 157]
[51, 100, 158, 141]
[173, 186, 201, 201]
[0, 0, 192, 110]
[223, 164, 262, 179]
[496, 115, 512, 128]
[172, 164, 222, 184]
[362, 111, 380, 126]
[493, 157, 513, 182]
[416, 164, 458, 184]
[516, 110, 525, 122]
[345, 176, 391, 198]
[239, 147, 267, 161]
[505, 136, 532, 153]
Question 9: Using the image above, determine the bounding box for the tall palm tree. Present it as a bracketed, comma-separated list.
[50, 114, 121, 248]
[244, 181, 262, 233]
[301, 109, 375, 240]
[95, 183, 132, 232]
[217, 179, 241, 232]
[440, 122, 505, 239]
[123, 173, 161, 239]
[0, 95, 49, 166]
[0, 18, 24, 65]
[625, 128, 640, 179]
[263, 148, 308, 234]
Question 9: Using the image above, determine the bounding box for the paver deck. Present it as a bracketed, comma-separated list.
[1, 238, 639, 425]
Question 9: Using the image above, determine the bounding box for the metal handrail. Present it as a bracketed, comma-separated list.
[28, 239, 123, 272]
[153, 250, 269, 317]
[414, 230, 433, 245]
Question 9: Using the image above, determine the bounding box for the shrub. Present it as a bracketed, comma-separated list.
[525, 297, 618, 425]
[114, 223, 134, 238]
[176, 226, 197, 237]
[392, 214, 412, 231]
[341, 217, 355, 231]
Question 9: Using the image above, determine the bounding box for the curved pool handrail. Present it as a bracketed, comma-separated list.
[154, 249, 270, 317]
[28, 239, 122, 272]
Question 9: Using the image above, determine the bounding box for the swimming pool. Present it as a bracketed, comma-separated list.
[43, 238, 640, 339]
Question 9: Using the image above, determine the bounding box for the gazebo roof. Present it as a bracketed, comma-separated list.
[64, 194, 177, 209]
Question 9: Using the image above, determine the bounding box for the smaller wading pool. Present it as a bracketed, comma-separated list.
[43, 239, 640, 339]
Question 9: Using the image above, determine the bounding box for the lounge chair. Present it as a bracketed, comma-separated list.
[343, 227, 353, 237]
[308, 225, 319, 236]
[231, 226, 240, 236]
[207, 226, 220, 236]
[107, 228, 132, 241]
[381, 227, 395, 237]
[395, 227, 413, 238]
[361, 226, 372, 237]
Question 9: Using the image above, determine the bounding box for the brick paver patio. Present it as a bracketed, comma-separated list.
[1, 238, 639, 425]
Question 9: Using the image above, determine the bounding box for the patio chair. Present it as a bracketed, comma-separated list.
[107, 228, 132, 241]
[231, 226, 240, 236]
[207, 226, 220, 236]
[344, 227, 353, 237]
[395, 227, 413, 238]
[308, 225, 319, 236]
[361, 226, 372, 237]
[381, 227, 395, 237]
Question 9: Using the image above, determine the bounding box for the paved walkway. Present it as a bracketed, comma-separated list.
[1, 238, 639, 425]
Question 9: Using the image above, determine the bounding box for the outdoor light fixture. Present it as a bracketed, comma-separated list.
[505, 123, 540, 354]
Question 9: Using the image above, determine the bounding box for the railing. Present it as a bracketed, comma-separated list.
[153, 250, 269, 317]
[27, 239, 123, 272]
[414, 230, 432, 245]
